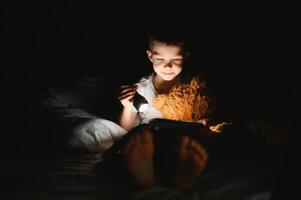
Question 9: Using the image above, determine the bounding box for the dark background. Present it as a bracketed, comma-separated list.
[1, 1, 296, 153]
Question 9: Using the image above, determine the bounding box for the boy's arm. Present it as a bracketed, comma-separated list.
[119, 106, 138, 131]
[117, 84, 139, 131]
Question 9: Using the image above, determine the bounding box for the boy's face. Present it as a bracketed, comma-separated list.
[147, 41, 187, 81]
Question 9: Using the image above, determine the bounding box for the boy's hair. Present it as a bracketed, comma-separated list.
[146, 22, 190, 54]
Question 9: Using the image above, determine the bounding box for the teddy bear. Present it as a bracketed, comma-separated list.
[152, 76, 285, 145]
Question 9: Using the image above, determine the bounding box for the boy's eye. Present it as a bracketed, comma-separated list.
[153, 58, 164, 63]
[173, 59, 183, 64]
[152, 58, 183, 65]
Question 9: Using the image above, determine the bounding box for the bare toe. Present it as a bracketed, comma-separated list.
[178, 135, 190, 147]
[189, 140, 208, 162]
[140, 129, 153, 144]
[123, 136, 136, 156]
[176, 135, 190, 157]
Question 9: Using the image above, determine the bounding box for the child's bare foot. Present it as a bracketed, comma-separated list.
[172, 135, 208, 192]
[122, 128, 156, 188]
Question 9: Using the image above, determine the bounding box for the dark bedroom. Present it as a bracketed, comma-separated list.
[1, 1, 298, 199]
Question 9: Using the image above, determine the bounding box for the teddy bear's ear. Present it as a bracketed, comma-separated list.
[191, 76, 207, 88]
[189, 76, 199, 89]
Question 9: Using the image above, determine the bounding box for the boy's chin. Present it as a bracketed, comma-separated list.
[161, 75, 177, 81]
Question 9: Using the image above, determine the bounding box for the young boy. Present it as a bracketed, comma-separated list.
[118, 26, 191, 131]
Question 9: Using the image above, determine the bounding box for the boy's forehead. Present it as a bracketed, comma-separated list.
[151, 41, 184, 55]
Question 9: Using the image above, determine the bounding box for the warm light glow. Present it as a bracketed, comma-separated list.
[209, 122, 232, 133]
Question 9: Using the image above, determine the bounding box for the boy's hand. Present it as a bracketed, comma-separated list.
[118, 84, 138, 109]
[197, 118, 209, 126]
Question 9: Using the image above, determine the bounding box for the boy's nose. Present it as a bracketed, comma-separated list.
[163, 61, 173, 68]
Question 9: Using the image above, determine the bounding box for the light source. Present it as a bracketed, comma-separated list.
[133, 92, 149, 112]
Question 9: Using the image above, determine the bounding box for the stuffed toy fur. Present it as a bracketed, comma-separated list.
[152, 76, 215, 122]
[152, 76, 229, 134]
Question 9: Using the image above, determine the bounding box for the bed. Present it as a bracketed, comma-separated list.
[0, 145, 283, 200]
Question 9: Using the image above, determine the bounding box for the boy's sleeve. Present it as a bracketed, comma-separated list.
[29, 77, 126, 153]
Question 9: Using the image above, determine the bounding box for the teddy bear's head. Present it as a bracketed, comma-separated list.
[152, 76, 215, 122]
